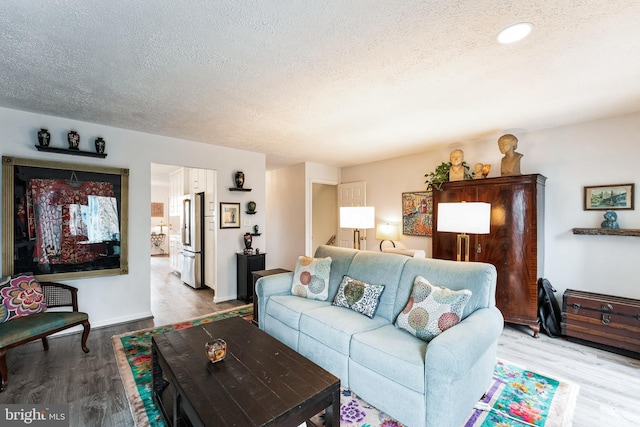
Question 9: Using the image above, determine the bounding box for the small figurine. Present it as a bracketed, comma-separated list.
[253, 224, 259, 234]
[601, 210, 619, 229]
[498, 134, 523, 176]
[474, 163, 491, 179]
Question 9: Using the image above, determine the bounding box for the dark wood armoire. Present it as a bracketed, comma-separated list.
[432, 174, 546, 337]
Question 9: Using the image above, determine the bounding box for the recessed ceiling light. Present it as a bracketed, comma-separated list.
[497, 22, 533, 44]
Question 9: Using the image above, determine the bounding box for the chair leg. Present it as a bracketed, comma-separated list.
[0, 349, 8, 392]
[41, 337, 49, 351]
[81, 320, 91, 353]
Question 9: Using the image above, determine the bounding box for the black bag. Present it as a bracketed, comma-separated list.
[538, 278, 562, 337]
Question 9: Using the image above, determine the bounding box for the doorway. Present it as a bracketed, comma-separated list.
[150, 163, 218, 309]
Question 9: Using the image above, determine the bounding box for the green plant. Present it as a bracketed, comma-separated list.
[424, 161, 472, 191]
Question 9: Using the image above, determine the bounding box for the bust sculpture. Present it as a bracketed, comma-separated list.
[448, 149, 465, 181]
[498, 134, 523, 176]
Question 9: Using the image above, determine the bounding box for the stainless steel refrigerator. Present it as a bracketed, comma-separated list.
[181, 192, 204, 288]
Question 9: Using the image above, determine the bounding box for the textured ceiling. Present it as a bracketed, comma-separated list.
[1, 1, 639, 170]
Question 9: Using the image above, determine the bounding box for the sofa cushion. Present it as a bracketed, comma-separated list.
[0, 311, 88, 347]
[265, 295, 328, 330]
[344, 250, 408, 322]
[332, 275, 385, 318]
[299, 305, 389, 355]
[0, 274, 47, 323]
[350, 324, 426, 393]
[314, 245, 358, 301]
[395, 276, 471, 342]
[291, 256, 331, 300]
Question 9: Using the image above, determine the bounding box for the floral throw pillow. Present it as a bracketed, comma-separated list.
[0, 273, 47, 323]
[291, 256, 332, 301]
[332, 275, 385, 318]
[395, 276, 471, 342]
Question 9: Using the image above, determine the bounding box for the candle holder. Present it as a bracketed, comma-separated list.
[205, 338, 227, 363]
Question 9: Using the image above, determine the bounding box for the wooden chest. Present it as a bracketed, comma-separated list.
[562, 289, 640, 356]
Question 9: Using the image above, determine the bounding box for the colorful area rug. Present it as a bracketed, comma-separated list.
[113, 308, 578, 427]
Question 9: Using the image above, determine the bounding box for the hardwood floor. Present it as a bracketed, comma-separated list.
[0, 256, 638, 426]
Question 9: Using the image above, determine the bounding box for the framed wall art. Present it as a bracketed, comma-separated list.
[220, 202, 241, 228]
[151, 202, 164, 217]
[402, 191, 433, 236]
[2, 156, 129, 281]
[584, 183, 634, 210]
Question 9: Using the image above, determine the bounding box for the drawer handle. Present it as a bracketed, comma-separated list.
[602, 314, 611, 325]
[570, 303, 580, 310]
[601, 303, 614, 312]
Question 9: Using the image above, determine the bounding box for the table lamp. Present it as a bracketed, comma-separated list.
[437, 202, 491, 261]
[340, 206, 375, 250]
[375, 223, 400, 251]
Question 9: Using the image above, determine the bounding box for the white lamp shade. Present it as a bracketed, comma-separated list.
[340, 206, 375, 229]
[437, 202, 491, 234]
[376, 223, 400, 240]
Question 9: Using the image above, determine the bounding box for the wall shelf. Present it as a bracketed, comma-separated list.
[229, 188, 252, 192]
[35, 145, 107, 158]
[572, 228, 640, 237]
[245, 211, 257, 215]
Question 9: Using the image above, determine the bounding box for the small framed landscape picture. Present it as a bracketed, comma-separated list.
[584, 183, 634, 210]
[220, 202, 241, 228]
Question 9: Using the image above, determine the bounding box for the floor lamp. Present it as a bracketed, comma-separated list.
[437, 202, 491, 261]
[340, 206, 375, 250]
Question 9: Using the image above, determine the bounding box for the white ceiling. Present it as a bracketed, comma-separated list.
[1, 1, 639, 170]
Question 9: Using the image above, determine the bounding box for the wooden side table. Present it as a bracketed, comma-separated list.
[252, 268, 291, 326]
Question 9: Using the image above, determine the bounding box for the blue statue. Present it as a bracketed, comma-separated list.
[601, 210, 619, 229]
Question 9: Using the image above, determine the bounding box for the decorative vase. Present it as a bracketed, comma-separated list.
[67, 131, 80, 150]
[37, 128, 50, 147]
[234, 171, 245, 188]
[95, 137, 106, 154]
[243, 232, 252, 249]
[247, 201, 256, 213]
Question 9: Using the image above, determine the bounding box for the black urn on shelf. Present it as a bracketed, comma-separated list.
[95, 137, 106, 154]
[247, 201, 256, 213]
[234, 171, 245, 189]
[67, 131, 80, 150]
[37, 128, 50, 147]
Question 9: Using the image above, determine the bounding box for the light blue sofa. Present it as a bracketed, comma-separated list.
[256, 245, 503, 427]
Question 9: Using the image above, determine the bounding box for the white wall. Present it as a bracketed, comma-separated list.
[341, 111, 640, 300]
[266, 161, 340, 270]
[266, 163, 306, 270]
[0, 107, 265, 327]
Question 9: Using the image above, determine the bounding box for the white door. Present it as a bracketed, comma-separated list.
[337, 181, 368, 250]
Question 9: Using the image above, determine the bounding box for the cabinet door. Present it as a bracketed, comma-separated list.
[189, 168, 207, 193]
[204, 218, 216, 290]
[169, 236, 182, 273]
[204, 169, 216, 217]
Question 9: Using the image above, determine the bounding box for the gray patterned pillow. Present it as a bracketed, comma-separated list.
[395, 276, 471, 342]
[332, 275, 385, 318]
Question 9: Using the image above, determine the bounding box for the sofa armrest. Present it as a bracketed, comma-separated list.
[425, 307, 503, 379]
[255, 272, 294, 329]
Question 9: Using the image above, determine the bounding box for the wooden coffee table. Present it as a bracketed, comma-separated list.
[152, 316, 340, 427]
